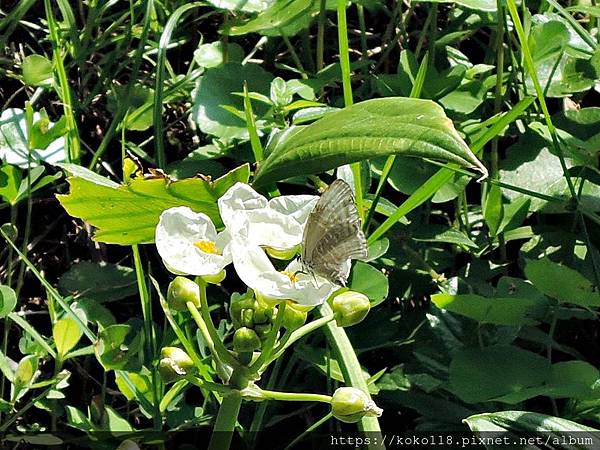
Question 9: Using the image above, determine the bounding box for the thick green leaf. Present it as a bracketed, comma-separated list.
[525, 258, 600, 307]
[22, 54, 53, 87]
[449, 345, 550, 403]
[432, 293, 548, 326]
[57, 164, 250, 244]
[0, 164, 20, 204]
[348, 261, 389, 306]
[59, 261, 137, 303]
[0, 285, 17, 318]
[484, 184, 504, 237]
[253, 97, 487, 187]
[465, 411, 599, 437]
[191, 63, 273, 140]
[53, 317, 83, 360]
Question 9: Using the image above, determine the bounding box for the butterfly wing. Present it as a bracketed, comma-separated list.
[302, 179, 368, 285]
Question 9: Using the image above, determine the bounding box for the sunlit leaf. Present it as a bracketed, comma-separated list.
[253, 97, 487, 187]
[57, 164, 250, 245]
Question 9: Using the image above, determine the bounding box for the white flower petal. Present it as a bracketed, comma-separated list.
[218, 182, 268, 229]
[155, 207, 231, 276]
[268, 195, 318, 227]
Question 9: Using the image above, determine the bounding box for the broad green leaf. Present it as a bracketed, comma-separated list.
[525, 258, 600, 306]
[191, 63, 273, 140]
[115, 370, 153, 403]
[465, 411, 599, 436]
[348, 261, 389, 306]
[0, 108, 66, 168]
[108, 84, 155, 132]
[0, 285, 17, 318]
[14, 355, 39, 394]
[499, 131, 600, 212]
[95, 322, 143, 371]
[253, 97, 487, 187]
[432, 293, 548, 326]
[59, 261, 137, 303]
[65, 406, 95, 431]
[193, 42, 243, 68]
[22, 54, 53, 87]
[449, 345, 550, 403]
[53, 317, 83, 360]
[57, 164, 250, 244]
[103, 405, 134, 432]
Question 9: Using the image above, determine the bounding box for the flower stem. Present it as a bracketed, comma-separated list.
[257, 388, 332, 404]
[265, 315, 335, 366]
[208, 391, 243, 450]
[249, 302, 286, 372]
[187, 291, 239, 370]
[318, 303, 381, 436]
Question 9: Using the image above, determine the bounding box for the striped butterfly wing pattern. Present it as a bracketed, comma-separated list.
[301, 179, 368, 286]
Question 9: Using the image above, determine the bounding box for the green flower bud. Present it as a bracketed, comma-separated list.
[253, 303, 274, 325]
[265, 244, 300, 260]
[167, 277, 200, 311]
[331, 291, 371, 327]
[254, 322, 272, 338]
[159, 347, 196, 383]
[200, 269, 226, 285]
[330, 387, 383, 423]
[282, 302, 307, 331]
[241, 308, 255, 328]
[230, 292, 255, 328]
[233, 327, 262, 353]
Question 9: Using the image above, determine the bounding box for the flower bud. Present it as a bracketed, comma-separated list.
[233, 327, 262, 353]
[230, 292, 255, 328]
[265, 245, 300, 261]
[200, 269, 226, 285]
[159, 347, 195, 383]
[241, 308, 255, 328]
[330, 387, 383, 423]
[282, 303, 307, 330]
[167, 277, 200, 311]
[331, 291, 370, 327]
[253, 303, 274, 325]
[254, 323, 272, 339]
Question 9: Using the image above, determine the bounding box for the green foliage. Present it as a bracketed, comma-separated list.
[254, 97, 487, 187]
[57, 164, 250, 244]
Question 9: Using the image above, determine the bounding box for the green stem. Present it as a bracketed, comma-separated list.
[208, 391, 243, 450]
[44, 0, 81, 163]
[194, 279, 239, 369]
[266, 314, 335, 365]
[258, 388, 332, 403]
[318, 303, 381, 437]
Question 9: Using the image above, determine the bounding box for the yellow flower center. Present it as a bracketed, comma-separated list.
[282, 271, 299, 283]
[194, 239, 219, 254]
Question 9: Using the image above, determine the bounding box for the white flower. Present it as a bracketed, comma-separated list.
[230, 239, 337, 307]
[155, 206, 231, 276]
[218, 182, 317, 251]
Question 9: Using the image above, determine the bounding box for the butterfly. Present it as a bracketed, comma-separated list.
[300, 179, 368, 286]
